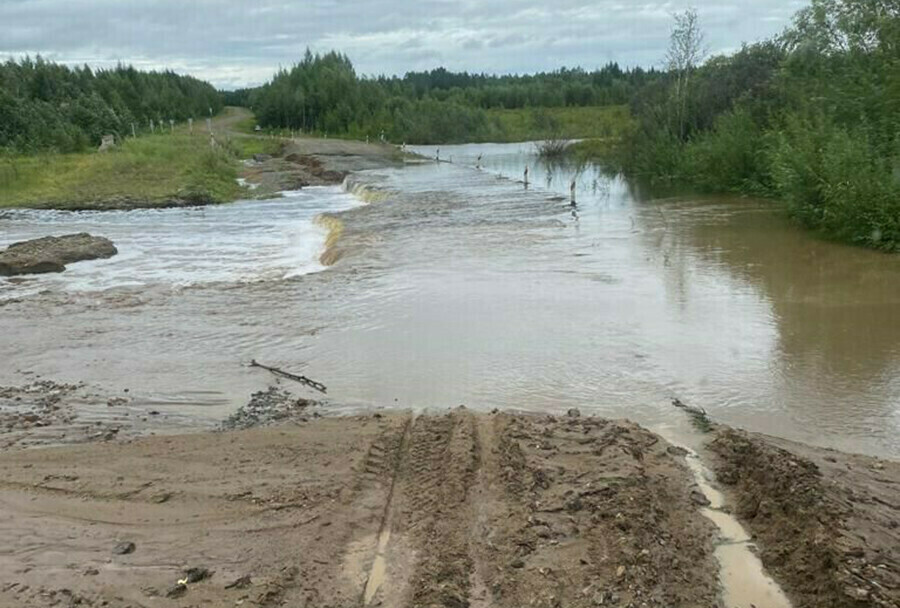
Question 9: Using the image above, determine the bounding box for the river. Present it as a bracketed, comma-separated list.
[2, 141, 899, 458]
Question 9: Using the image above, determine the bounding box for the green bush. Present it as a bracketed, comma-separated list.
[685, 108, 770, 193]
[769, 115, 900, 249]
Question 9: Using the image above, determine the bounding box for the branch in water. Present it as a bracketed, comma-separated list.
[249, 359, 327, 394]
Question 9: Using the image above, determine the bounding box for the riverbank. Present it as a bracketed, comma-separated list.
[0, 107, 403, 211]
[0, 403, 896, 608]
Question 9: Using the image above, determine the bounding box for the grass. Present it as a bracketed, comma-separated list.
[567, 138, 622, 165]
[487, 105, 633, 142]
[0, 134, 246, 209]
[225, 135, 285, 159]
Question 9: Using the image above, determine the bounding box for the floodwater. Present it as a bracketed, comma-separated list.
[2, 141, 900, 458]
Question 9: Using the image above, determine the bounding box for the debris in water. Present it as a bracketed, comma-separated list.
[249, 359, 327, 393]
[671, 397, 711, 432]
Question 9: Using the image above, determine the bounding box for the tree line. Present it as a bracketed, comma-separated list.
[0, 57, 223, 153]
[230, 50, 657, 143]
[620, 0, 899, 250]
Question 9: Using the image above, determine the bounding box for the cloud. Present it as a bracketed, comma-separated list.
[0, 0, 807, 88]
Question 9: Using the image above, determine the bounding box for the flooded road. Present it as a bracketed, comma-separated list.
[2, 141, 899, 457]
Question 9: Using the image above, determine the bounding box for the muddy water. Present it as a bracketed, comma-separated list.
[1, 142, 899, 457]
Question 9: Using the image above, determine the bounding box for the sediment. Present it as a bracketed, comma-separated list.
[3, 396, 895, 608]
[709, 427, 900, 608]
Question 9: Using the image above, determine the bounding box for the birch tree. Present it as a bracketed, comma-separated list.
[666, 9, 706, 141]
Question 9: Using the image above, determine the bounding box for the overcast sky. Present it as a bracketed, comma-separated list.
[0, 0, 807, 89]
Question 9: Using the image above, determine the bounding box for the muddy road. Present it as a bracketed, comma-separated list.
[0, 410, 722, 608]
[1, 409, 898, 607]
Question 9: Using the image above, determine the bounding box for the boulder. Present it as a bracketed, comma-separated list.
[98, 134, 116, 152]
[0, 233, 117, 276]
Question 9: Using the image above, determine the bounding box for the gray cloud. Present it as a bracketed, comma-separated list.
[0, 0, 807, 89]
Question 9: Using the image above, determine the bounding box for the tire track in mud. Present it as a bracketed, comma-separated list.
[479, 413, 721, 608]
[404, 411, 480, 608]
[360, 408, 481, 607]
[354, 411, 722, 608]
[360, 416, 412, 604]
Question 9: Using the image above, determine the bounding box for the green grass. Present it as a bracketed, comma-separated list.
[224, 135, 285, 159]
[0, 133, 247, 209]
[567, 138, 622, 165]
[487, 105, 633, 142]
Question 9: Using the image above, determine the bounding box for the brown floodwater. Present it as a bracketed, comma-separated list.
[2, 141, 899, 457]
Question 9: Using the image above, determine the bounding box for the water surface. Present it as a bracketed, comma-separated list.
[2, 142, 899, 457]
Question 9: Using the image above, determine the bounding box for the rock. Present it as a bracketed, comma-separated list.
[666, 445, 689, 457]
[98, 134, 116, 152]
[566, 408, 581, 418]
[0, 233, 117, 276]
[225, 575, 252, 589]
[616, 565, 626, 578]
[253, 153, 272, 162]
[510, 558, 525, 569]
[165, 583, 187, 598]
[151, 492, 172, 504]
[83, 568, 99, 576]
[183, 567, 212, 583]
[689, 490, 711, 506]
[112, 541, 135, 555]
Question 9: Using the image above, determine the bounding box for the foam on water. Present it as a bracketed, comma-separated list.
[0, 186, 363, 298]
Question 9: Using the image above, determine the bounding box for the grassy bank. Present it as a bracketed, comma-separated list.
[487, 105, 632, 142]
[0, 135, 242, 209]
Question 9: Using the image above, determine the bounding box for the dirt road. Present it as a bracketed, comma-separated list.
[0, 409, 723, 607]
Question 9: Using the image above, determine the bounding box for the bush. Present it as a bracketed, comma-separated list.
[685, 108, 770, 193]
[769, 115, 900, 249]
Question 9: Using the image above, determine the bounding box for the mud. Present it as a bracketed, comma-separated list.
[0, 378, 212, 450]
[709, 427, 900, 608]
[0, 410, 722, 608]
[221, 386, 320, 430]
[0, 405, 898, 607]
[241, 137, 404, 193]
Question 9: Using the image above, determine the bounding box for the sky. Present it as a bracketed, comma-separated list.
[0, 0, 808, 89]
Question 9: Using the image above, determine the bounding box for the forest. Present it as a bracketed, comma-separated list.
[0, 58, 222, 153]
[230, 53, 656, 143]
[621, 0, 899, 250]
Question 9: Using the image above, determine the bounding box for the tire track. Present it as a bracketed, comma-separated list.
[358, 409, 481, 607]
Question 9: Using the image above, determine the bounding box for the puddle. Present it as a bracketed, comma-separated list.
[656, 422, 792, 608]
[363, 528, 391, 604]
[686, 448, 792, 608]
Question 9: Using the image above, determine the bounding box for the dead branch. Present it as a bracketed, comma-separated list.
[249, 360, 327, 394]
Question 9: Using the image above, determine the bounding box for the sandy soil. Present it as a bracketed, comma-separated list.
[0, 409, 723, 608]
[0, 391, 898, 608]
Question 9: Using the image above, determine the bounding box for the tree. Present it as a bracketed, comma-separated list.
[666, 8, 706, 141]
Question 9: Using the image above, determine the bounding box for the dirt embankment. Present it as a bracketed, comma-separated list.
[709, 428, 900, 608]
[241, 137, 404, 193]
[0, 409, 721, 608]
[1, 382, 898, 608]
